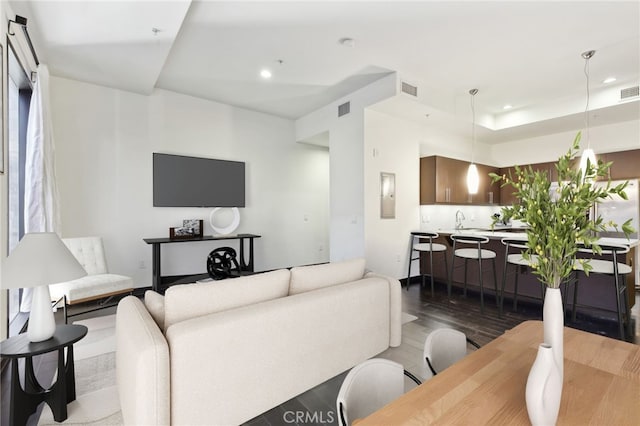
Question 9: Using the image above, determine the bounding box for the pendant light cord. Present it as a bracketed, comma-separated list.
[469, 89, 477, 164]
[584, 55, 590, 148]
[582, 50, 595, 149]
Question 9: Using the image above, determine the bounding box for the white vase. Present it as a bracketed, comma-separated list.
[543, 287, 563, 379]
[526, 343, 562, 426]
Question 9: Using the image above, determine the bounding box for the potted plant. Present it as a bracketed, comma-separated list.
[490, 132, 634, 425]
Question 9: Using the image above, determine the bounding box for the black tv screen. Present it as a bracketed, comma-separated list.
[153, 153, 245, 207]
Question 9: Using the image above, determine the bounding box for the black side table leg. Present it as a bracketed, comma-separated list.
[10, 359, 42, 426]
[65, 346, 77, 403]
[46, 348, 69, 422]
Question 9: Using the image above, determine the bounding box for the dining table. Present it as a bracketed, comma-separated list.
[357, 320, 640, 425]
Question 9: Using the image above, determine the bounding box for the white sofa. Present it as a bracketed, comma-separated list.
[115, 258, 401, 425]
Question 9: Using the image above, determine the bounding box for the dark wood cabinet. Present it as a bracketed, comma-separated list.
[420, 156, 500, 205]
[601, 149, 640, 180]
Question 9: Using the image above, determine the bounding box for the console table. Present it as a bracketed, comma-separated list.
[143, 234, 261, 292]
[0, 325, 88, 426]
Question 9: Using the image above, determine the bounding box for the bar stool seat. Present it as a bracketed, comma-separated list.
[570, 243, 631, 340]
[407, 232, 448, 296]
[449, 234, 498, 314]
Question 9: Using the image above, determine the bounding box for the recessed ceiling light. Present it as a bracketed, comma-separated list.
[260, 69, 272, 79]
[603, 77, 616, 84]
[503, 104, 513, 110]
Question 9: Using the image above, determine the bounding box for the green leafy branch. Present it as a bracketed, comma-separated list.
[489, 132, 634, 288]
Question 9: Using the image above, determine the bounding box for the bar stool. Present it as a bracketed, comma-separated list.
[407, 232, 448, 296]
[448, 234, 498, 314]
[500, 238, 543, 316]
[570, 243, 632, 340]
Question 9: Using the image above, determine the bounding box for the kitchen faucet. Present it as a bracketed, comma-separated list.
[455, 210, 466, 230]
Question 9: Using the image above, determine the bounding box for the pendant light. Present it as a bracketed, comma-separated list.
[579, 50, 597, 179]
[467, 88, 479, 194]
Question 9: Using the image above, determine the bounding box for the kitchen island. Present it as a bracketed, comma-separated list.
[418, 228, 638, 316]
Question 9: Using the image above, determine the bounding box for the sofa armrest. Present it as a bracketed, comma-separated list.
[365, 272, 402, 347]
[116, 296, 170, 425]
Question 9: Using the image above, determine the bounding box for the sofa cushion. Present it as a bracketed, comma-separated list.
[163, 269, 291, 330]
[144, 290, 165, 330]
[289, 258, 366, 295]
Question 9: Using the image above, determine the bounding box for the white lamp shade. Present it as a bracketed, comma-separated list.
[1, 232, 87, 290]
[579, 148, 597, 180]
[467, 163, 480, 195]
[2, 233, 87, 342]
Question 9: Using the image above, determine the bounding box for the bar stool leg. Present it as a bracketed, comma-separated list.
[614, 273, 625, 340]
[500, 256, 509, 317]
[448, 253, 455, 299]
[478, 256, 484, 314]
[429, 251, 435, 297]
[492, 259, 499, 308]
[463, 259, 468, 297]
[513, 270, 520, 311]
[406, 243, 413, 292]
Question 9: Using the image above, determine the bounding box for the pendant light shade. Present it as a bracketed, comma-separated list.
[467, 163, 480, 195]
[579, 50, 596, 180]
[467, 88, 479, 194]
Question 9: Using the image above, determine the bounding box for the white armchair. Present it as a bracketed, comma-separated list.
[50, 236, 133, 321]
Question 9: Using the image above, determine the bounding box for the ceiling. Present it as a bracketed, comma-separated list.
[8, 1, 640, 144]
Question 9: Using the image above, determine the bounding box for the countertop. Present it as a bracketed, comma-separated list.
[435, 228, 640, 248]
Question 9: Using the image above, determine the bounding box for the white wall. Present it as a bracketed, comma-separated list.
[490, 120, 640, 167]
[50, 77, 329, 288]
[364, 110, 420, 278]
[296, 73, 397, 263]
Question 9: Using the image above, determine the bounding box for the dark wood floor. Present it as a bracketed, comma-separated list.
[2, 281, 637, 426]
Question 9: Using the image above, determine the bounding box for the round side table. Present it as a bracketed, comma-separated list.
[0, 324, 88, 426]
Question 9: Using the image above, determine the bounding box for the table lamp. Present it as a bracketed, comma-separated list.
[1, 232, 87, 342]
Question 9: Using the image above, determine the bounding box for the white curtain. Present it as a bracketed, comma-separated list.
[20, 64, 61, 311]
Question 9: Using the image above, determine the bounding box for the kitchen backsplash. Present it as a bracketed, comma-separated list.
[419, 205, 505, 231]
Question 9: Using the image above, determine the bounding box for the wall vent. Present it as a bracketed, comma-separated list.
[401, 81, 418, 97]
[620, 86, 639, 100]
[338, 101, 350, 117]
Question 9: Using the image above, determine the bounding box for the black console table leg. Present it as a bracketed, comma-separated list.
[151, 243, 161, 292]
[10, 359, 42, 426]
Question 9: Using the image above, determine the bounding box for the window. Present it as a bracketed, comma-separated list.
[6, 41, 32, 335]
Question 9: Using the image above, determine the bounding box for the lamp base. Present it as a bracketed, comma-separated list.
[28, 285, 56, 342]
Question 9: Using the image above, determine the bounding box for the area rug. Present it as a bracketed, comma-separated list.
[38, 315, 123, 425]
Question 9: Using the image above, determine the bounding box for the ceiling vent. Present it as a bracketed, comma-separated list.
[338, 101, 350, 117]
[620, 86, 639, 100]
[401, 81, 418, 97]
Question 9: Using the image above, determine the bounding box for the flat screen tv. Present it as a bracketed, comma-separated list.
[153, 153, 245, 207]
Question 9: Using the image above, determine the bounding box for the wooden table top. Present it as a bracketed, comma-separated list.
[358, 320, 640, 425]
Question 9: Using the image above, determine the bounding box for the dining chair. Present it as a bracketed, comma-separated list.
[336, 358, 421, 426]
[407, 231, 448, 296]
[423, 328, 480, 380]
